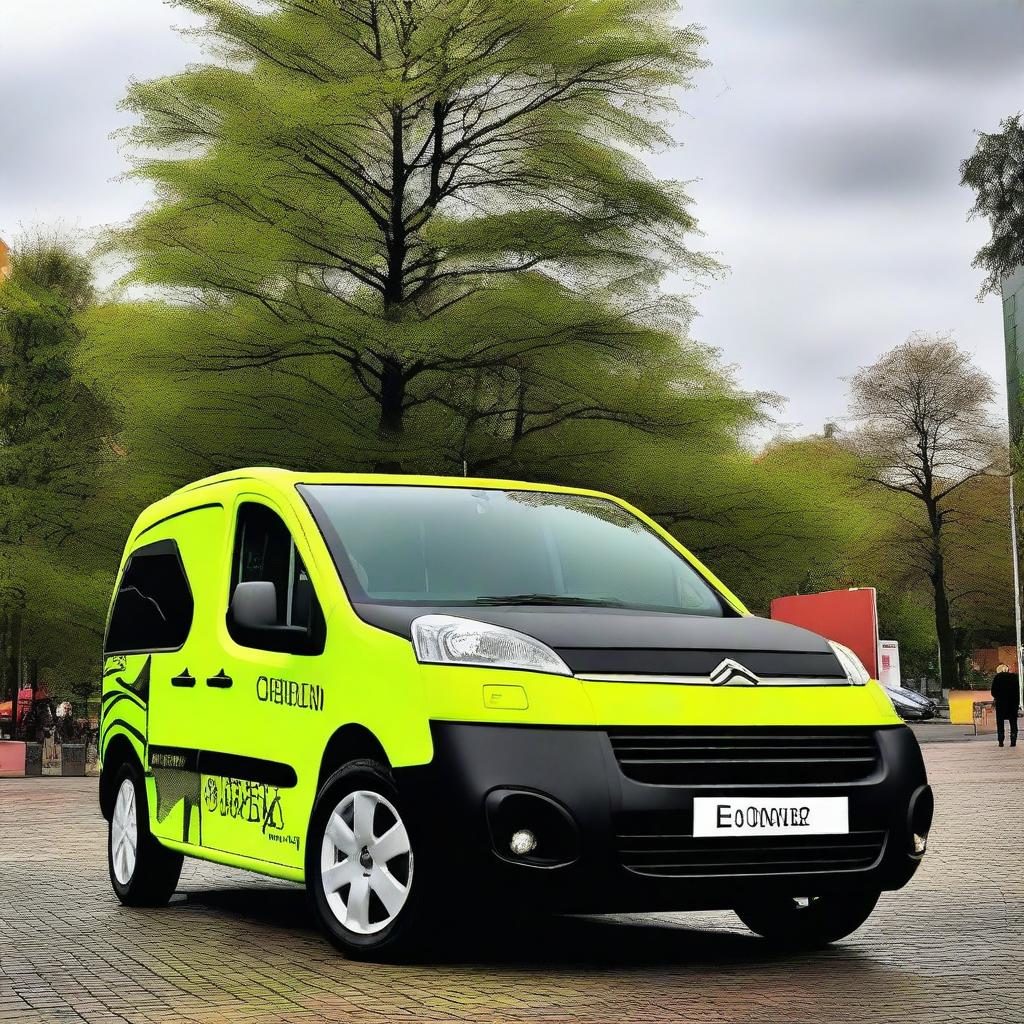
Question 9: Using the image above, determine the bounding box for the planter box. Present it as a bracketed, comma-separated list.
[949, 689, 996, 725]
[0, 740, 26, 777]
[24, 743, 42, 777]
[60, 744, 86, 777]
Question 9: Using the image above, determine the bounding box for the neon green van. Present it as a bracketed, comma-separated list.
[99, 469, 933, 957]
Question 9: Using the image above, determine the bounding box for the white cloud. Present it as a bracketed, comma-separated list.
[0, 0, 203, 236]
[3, 1, 187, 63]
[665, 0, 1024, 433]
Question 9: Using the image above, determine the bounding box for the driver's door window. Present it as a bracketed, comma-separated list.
[228, 502, 324, 654]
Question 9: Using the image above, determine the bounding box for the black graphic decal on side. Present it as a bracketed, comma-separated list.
[103, 655, 127, 677]
[150, 748, 202, 843]
[100, 656, 152, 757]
[100, 720, 146, 761]
[204, 776, 300, 851]
[205, 777, 285, 832]
[116, 656, 152, 702]
[149, 745, 297, 844]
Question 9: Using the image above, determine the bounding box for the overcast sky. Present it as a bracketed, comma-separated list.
[1, 1, 1022, 435]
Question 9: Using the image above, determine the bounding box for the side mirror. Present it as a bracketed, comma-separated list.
[230, 580, 279, 629]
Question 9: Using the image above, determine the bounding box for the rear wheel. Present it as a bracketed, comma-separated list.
[735, 890, 880, 948]
[306, 760, 425, 960]
[108, 762, 183, 906]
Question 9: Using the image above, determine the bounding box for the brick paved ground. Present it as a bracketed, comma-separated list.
[1, 740, 1021, 1024]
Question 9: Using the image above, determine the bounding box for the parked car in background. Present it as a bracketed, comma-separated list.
[885, 686, 938, 721]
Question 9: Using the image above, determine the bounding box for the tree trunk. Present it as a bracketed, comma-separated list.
[9, 612, 23, 739]
[384, 106, 407, 307]
[376, 104, 409, 443]
[377, 359, 407, 437]
[930, 540, 959, 690]
[512, 371, 527, 441]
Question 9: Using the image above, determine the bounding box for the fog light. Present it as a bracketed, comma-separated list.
[913, 832, 928, 854]
[509, 829, 537, 856]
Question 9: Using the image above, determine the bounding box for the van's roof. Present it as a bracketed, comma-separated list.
[130, 468, 622, 542]
[173, 467, 608, 497]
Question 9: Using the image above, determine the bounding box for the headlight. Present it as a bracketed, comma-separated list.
[828, 640, 870, 685]
[411, 614, 572, 676]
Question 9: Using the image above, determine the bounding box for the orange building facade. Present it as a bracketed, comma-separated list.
[971, 645, 1019, 674]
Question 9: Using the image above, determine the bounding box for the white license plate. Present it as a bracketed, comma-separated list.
[693, 797, 849, 838]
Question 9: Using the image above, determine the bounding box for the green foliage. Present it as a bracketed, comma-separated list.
[0, 237, 120, 709]
[962, 113, 1024, 296]
[726, 437, 890, 610]
[876, 592, 936, 680]
[944, 474, 1016, 648]
[109, 0, 719, 446]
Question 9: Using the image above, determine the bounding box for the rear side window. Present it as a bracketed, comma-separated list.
[105, 540, 194, 654]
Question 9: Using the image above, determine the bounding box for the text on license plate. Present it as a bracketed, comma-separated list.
[693, 797, 849, 837]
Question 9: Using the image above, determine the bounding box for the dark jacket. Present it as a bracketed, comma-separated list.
[992, 672, 1021, 713]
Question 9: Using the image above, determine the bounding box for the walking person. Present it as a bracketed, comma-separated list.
[991, 664, 1021, 748]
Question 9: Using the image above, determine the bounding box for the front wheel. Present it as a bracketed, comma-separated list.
[735, 890, 880, 948]
[306, 760, 425, 960]
[108, 762, 183, 906]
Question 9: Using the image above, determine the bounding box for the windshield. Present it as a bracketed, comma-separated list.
[299, 485, 727, 616]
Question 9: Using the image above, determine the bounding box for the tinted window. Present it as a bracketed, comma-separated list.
[300, 486, 726, 616]
[228, 502, 324, 652]
[105, 541, 194, 653]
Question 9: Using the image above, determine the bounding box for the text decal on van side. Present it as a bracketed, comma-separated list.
[256, 675, 324, 712]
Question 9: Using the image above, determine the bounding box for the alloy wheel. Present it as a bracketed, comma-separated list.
[111, 777, 138, 885]
[320, 789, 413, 935]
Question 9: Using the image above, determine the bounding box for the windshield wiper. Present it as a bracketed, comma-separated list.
[473, 594, 625, 607]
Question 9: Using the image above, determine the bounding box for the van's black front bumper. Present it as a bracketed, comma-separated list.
[396, 721, 932, 913]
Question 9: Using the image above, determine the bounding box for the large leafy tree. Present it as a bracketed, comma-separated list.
[0, 239, 109, 546]
[0, 236, 119, 725]
[112, 0, 716, 456]
[846, 334, 1007, 690]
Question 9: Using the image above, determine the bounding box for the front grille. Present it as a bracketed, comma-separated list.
[559, 647, 844, 678]
[615, 825, 887, 878]
[607, 727, 880, 786]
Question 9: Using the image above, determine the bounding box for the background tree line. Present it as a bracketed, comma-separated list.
[1, 0, 1018, 725]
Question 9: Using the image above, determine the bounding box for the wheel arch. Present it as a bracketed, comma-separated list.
[316, 723, 390, 793]
[99, 732, 144, 820]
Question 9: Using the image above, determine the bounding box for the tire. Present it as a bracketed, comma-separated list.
[735, 890, 880, 948]
[306, 759, 425, 960]
[108, 761, 183, 907]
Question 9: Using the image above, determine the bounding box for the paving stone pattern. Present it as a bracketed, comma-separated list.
[0, 742, 1021, 1023]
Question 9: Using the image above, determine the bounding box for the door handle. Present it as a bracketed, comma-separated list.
[206, 670, 233, 689]
[171, 669, 196, 688]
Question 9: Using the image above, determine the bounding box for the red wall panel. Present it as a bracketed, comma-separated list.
[770, 588, 879, 678]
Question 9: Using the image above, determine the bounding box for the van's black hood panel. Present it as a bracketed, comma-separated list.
[354, 604, 845, 679]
